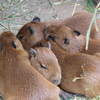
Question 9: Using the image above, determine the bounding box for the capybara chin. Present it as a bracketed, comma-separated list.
[0, 31, 60, 100]
[17, 11, 100, 51]
[29, 43, 61, 85]
[35, 39, 100, 99]
[44, 24, 100, 55]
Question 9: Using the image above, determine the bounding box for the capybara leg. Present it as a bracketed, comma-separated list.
[59, 89, 75, 100]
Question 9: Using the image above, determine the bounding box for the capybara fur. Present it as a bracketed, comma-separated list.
[29, 43, 61, 85]
[16, 17, 64, 50]
[31, 42, 76, 100]
[0, 31, 60, 100]
[64, 11, 100, 40]
[16, 11, 100, 50]
[35, 39, 100, 99]
[45, 24, 100, 55]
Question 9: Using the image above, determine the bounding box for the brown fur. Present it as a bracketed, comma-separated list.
[29, 46, 61, 85]
[16, 20, 63, 50]
[35, 39, 100, 98]
[16, 11, 100, 50]
[44, 24, 100, 55]
[64, 11, 100, 40]
[29, 44, 76, 99]
[0, 31, 60, 100]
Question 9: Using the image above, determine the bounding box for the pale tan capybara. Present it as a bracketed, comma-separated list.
[45, 24, 100, 55]
[34, 39, 100, 99]
[16, 11, 100, 50]
[0, 31, 60, 100]
[29, 43, 61, 85]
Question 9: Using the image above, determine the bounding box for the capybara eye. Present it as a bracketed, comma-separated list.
[19, 36, 24, 40]
[40, 42, 46, 47]
[0, 43, 2, 53]
[12, 41, 17, 49]
[33, 17, 40, 22]
[74, 30, 80, 36]
[28, 26, 35, 35]
[48, 35, 54, 41]
[64, 38, 70, 45]
[40, 63, 46, 69]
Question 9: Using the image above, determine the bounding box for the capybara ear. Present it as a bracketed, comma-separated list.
[47, 42, 51, 49]
[12, 41, 17, 49]
[0, 43, 2, 53]
[39, 42, 51, 49]
[64, 38, 70, 45]
[29, 48, 37, 58]
[40, 42, 47, 47]
[73, 30, 81, 36]
[33, 17, 40, 22]
[28, 26, 35, 35]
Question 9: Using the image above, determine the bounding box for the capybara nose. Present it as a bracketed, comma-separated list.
[52, 79, 61, 86]
[48, 35, 54, 41]
[64, 38, 70, 45]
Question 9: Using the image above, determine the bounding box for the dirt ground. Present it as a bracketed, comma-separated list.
[0, 0, 86, 35]
[0, 0, 98, 100]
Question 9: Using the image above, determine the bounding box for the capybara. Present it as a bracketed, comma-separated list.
[0, 31, 60, 100]
[16, 17, 63, 50]
[16, 11, 100, 50]
[45, 24, 100, 55]
[29, 42, 61, 85]
[64, 11, 100, 40]
[34, 39, 100, 99]
[29, 43, 76, 100]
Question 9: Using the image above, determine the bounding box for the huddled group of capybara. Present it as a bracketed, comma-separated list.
[1, 11, 100, 100]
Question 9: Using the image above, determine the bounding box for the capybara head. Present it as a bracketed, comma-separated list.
[29, 42, 61, 85]
[0, 31, 25, 54]
[16, 18, 45, 50]
[44, 25, 85, 53]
